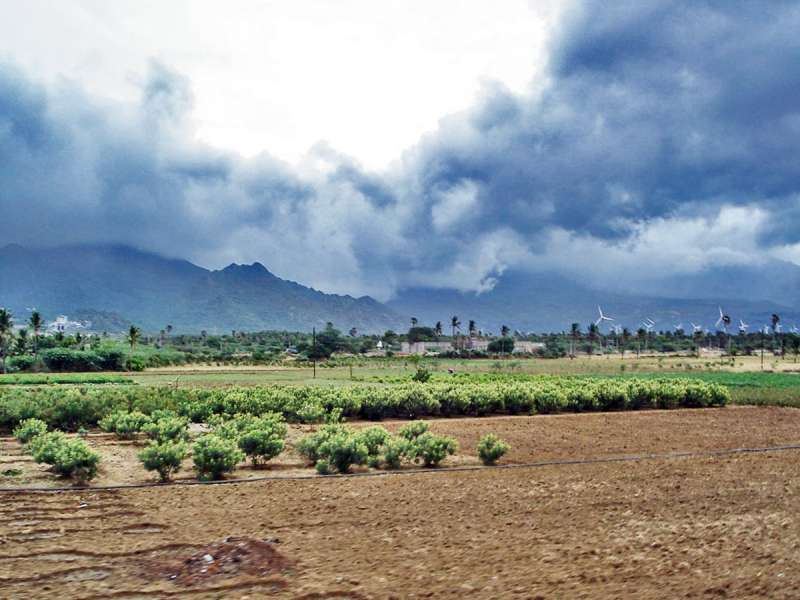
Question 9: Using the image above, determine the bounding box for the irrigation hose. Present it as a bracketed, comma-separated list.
[1, 442, 799, 494]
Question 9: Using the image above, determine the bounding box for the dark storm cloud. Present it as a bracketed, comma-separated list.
[2, 1, 800, 296]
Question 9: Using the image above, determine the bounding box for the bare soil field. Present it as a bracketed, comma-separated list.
[2, 407, 800, 598]
[2, 406, 799, 488]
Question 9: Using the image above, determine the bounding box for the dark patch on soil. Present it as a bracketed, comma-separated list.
[142, 536, 293, 586]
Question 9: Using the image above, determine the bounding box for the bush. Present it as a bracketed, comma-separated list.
[99, 410, 152, 439]
[316, 430, 368, 474]
[357, 426, 391, 458]
[295, 423, 347, 465]
[382, 436, 411, 469]
[315, 458, 332, 475]
[398, 420, 430, 441]
[50, 438, 100, 482]
[408, 432, 457, 467]
[192, 435, 244, 480]
[29, 431, 69, 464]
[13, 418, 48, 443]
[411, 367, 432, 383]
[142, 416, 190, 443]
[477, 434, 510, 466]
[139, 441, 187, 482]
[238, 429, 285, 466]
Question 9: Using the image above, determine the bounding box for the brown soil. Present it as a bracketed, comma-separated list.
[1, 408, 799, 598]
[2, 406, 799, 488]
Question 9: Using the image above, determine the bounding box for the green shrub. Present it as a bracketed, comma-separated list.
[382, 436, 411, 469]
[192, 434, 244, 480]
[317, 430, 368, 474]
[99, 410, 151, 439]
[50, 438, 100, 482]
[139, 441, 187, 482]
[398, 420, 430, 440]
[357, 426, 391, 458]
[142, 416, 190, 442]
[477, 434, 510, 466]
[295, 423, 347, 465]
[409, 432, 458, 467]
[315, 458, 332, 475]
[29, 431, 69, 464]
[13, 418, 48, 443]
[238, 429, 285, 466]
[411, 367, 432, 383]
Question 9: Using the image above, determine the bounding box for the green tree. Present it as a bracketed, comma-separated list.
[587, 323, 598, 355]
[468, 320, 477, 336]
[127, 325, 141, 369]
[0, 308, 13, 374]
[434, 321, 443, 336]
[29, 311, 43, 356]
[451, 315, 461, 339]
[15, 328, 29, 354]
[570, 323, 581, 357]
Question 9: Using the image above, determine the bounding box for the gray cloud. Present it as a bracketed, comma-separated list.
[2, 1, 800, 299]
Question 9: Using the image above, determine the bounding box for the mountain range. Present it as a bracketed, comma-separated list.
[1, 244, 798, 334]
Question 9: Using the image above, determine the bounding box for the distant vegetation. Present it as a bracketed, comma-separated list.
[1, 308, 799, 376]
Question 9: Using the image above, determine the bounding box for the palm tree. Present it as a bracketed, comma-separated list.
[16, 328, 29, 354]
[468, 320, 477, 337]
[621, 327, 631, 358]
[636, 327, 646, 357]
[450, 315, 460, 338]
[410, 317, 418, 328]
[349, 327, 358, 337]
[29, 311, 43, 356]
[0, 308, 13, 374]
[588, 323, 598, 356]
[434, 321, 443, 337]
[570, 323, 581, 357]
[127, 325, 141, 369]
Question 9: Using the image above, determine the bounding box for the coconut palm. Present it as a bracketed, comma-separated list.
[434, 321, 443, 336]
[450, 316, 460, 338]
[468, 320, 477, 337]
[127, 325, 141, 369]
[0, 308, 13, 374]
[29, 311, 43, 355]
[16, 328, 29, 354]
[570, 323, 581, 357]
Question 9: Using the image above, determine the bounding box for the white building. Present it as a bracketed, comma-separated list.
[46, 315, 88, 334]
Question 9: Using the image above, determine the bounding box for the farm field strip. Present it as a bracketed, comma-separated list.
[1, 445, 798, 599]
[2, 437, 800, 493]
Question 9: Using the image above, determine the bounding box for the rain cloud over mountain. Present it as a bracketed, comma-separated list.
[2, 0, 800, 302]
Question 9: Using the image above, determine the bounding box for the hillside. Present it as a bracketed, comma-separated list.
[0, 244, 403, 333]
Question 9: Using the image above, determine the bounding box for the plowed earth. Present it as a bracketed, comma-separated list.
[1, 406, 799, 599]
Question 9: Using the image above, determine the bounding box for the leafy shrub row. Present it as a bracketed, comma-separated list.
[0, 377, 729, 432]
[297, 421, 459, 474]
[18, 425, 100, 483]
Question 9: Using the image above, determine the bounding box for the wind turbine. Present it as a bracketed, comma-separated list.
[739, 319, 749, 334]
[690, 322, 702, 334]
[595, 305, 614, 329]
[715, 307, 731, 332]
[791, 325, 799, 334]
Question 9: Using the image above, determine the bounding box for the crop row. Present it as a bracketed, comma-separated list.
[0, 377, 729, 432]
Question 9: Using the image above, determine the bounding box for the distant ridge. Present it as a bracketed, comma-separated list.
[0, 244, 403, 333]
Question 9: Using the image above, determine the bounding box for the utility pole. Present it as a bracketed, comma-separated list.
[312, 326, 317, 379]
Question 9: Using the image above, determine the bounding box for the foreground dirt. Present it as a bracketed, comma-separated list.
[1, 407, 800, 598]
[3, 406, 800, 488]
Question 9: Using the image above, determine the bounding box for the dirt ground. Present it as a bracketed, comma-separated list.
[2, 406, 800, 488]
[1, 407, 800, 598]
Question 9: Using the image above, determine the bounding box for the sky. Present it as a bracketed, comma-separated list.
[2, 0, 800, 300]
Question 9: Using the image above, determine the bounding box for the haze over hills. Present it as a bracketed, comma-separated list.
[1, 244, 798, 335]
[0, 244, 404, 334]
